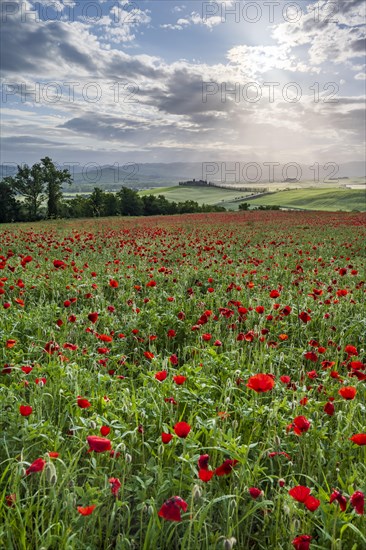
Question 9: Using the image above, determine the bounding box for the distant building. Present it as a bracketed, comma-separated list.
[283, 178, 299, 183]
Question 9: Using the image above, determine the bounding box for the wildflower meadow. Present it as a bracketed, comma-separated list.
[1, 210, 365, 550]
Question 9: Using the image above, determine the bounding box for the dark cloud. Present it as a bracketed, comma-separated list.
[2, 135, 65, 145]
[338, 0, 365, 14]
[148, 69, 233, 118]
[59, 114, 144, 140]
[105, 54, 165, 81]
[0, 4, 96, 74]
[351, 38, 366, 52]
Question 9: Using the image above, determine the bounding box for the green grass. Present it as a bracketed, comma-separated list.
[0, 212, 365, 550]
[138, 186, 259, 206]
[245, 188, 366, 212]
[139, 186, 366, 212]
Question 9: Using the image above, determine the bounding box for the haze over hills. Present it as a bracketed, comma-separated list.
[1, 161, 365, 190]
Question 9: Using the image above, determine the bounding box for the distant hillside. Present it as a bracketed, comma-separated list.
[1, 161, 365, 192]
[139, 185, 366, 212]
[241, 188, 366, 212]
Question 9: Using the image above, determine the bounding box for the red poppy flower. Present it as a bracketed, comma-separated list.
[53, 259, 66, 269]
[292, 535, 312, 550]
[109, 279, 119, 288]
[100, 426, 110, 436]
[173, 375, 187, 385]
[198, 454, 210, 470]
[77, 397, 91, 409]
[77, 505, 96, 516]
[161, 432, 173, 444]
[164, 397, 177, 405]
[174, 421, 191, 438]
[321, 360, 335, 370]
[5, 494, 16, 507]
[247, 374, 275, 393]
[244, 330, 255, 342]
[215, 458, 239, 476]
[98, 334, 113, 343]
[26, 457, 46, 476]
[144, 351, 154, 360]
[269, 290, 280, 298]
[6, 339, 16, 348]
[155, 370, 168, 381]
[202, 333, 212, 341]
[349, 361, 365, 370]
[345, 345, 358, 357]
[299, 312, 311, 324]
[109, 478, 121, 497]
[87, 436, 111, 453]
[63, 342, 78, 351]
[280, 375, 291, 384]
[19, 405, 32, 417]
[304, 352, 318, 362]
[256, 306, 265, 314]
[48, 452, 59, 458]
[158, 496, 188, 522]
[324, 402, 335, 416]
[44, 341, 60, 354]
[350, 491, 364, 515]
[21, 365, 33, 374]
[169, 354, 179, 365]
[249, 487, 262, 499]
[338, 386, 357, 400]
[198, 469, 214, 482]
[304, 495, 321, 512]
[289, 486, 311, 503]
[350, 433, 366, 445]
[292, 416, 310, 435]
[268, 451, 291, 460]
[330, 490, 347, 511]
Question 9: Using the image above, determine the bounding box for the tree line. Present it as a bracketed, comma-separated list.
[0, 158, 226, 223]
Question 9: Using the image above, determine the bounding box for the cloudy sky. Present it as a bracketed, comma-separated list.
[0, 0, 365, 168]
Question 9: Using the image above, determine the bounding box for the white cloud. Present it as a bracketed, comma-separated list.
[227, 44, 316, 77]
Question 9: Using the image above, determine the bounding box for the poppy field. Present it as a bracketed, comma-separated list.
[1, 210, 365, 550]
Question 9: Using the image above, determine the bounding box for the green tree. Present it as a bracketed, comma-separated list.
[3, 158, 72, 220]
[103, 192, 120, 216]
[40, 157, 72, 218]
[66, 195, 93, 218]
[89, 187, 106, 216]
[3, 163, 45, 220]
[117, 187, 143, 216]
[0, 181, 21, 223]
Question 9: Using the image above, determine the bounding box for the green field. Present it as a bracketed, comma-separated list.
[245, 188, 366, 212]
[139, 186, 264, 205]
[139, 186, 366, 212]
